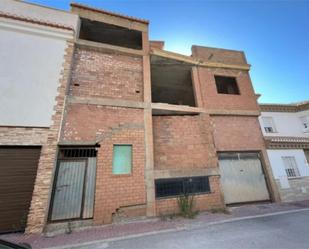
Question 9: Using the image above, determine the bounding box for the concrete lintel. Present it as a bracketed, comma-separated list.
[58, 140, 97, 146]
[68, 96, 148, 109]
[151, 103, 205, 113]
[208, 109, 261, 116]
[154, 168, 220, 179]
[150, 48, 251, 71]
[76, 39, 145, 57]
[71, 6, 148, 32]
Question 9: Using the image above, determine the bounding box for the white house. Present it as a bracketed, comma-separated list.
[0, 0, 78, 233]
[259, 102, 309, 202]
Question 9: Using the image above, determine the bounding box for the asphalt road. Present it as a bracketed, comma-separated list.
[72, 210, 309, 249]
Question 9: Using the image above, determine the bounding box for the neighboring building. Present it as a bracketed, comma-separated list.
[259, 102, 309, 202]
[0, 1, 280, 235]
[0, 0, 78, 233]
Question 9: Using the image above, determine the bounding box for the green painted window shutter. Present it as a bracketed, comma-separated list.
[112, 145, 132, 174]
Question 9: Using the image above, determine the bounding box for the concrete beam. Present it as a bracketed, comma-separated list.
[208, 109, 261, 116]
[67, 96, 148, 109]
[76, 39, 144, 57]
[151, 48, 251, 71]
[154, 168, 220, 179]
[151, 103, 205, 113]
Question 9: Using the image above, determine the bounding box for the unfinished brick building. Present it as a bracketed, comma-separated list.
[0, 1, 280, 234]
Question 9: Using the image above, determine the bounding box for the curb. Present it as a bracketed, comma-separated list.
[44, 227, 185, 249]
[45, 207, 309, 249]
[190, 207, 309, 230]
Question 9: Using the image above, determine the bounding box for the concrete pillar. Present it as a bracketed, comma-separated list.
[142, 31, 156, 216]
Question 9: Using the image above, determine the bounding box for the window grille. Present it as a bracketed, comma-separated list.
[155, 176, 210, 198]
[282, 156, 300, 178]
[59, 147, 97, 159]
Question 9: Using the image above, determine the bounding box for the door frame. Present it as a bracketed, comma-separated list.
[217, 150, 272, 205]
[48, 158, 89, 223]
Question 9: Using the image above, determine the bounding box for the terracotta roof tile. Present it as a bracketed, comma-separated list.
[0, 11, 74, 31]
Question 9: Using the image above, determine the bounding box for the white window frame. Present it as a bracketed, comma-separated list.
[300, 116, 309, 132]
[282, 156, 300, 178]
[262, 117, 276, 133]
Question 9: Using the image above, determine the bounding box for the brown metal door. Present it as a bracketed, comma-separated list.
[0, 147, 41, 233]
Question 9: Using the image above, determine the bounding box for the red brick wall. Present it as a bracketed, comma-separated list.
[62, 104, 144, 142]
[156, 176, 223, 215]
[95, 128, 146, 224]
[197, 67, 259, 111]
[62, 104, 146, 224]
[69, 47, 143, 101]
[153, 115, 217, 170]
[212, 115, 265, 151]
[192, 46, 247, 65]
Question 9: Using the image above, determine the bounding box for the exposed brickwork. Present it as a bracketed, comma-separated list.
[62, 104, 144, 142]
[212, 116, 265, 151]
[197, 67, 259, 111]
[153, 114, 217, 170]
[0, 127, 48, 145]
[156, 176, 224, 215]
[192, 46, 247, 65]
[26, 41, 75, 234]
[62, 104, 146, 224]
[95, 128, 146, 224]
[69, 47, 143, 102]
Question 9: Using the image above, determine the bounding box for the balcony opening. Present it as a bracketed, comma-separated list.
[79, 18, 143, 50]
[151, 55, 196, 107]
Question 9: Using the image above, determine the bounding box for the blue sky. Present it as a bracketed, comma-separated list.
[27, 0, 309, 104]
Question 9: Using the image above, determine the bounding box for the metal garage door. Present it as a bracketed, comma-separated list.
[219, 152, 270, 204]
[0, 147, 41, 233]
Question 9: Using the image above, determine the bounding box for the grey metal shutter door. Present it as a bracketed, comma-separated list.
[219, 154, 270, 204]
[0, 147, 41, 233]
[50, 160, 86, 221]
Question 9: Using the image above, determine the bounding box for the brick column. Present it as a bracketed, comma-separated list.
[26, 41, 75, 234]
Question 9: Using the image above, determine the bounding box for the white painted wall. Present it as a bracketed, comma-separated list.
[0, 1, 78, 127]
[259, 110, 309, 137]
[267, 149, 309, 188]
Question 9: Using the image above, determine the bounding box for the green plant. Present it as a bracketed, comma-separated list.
[177, 194, 198, 219]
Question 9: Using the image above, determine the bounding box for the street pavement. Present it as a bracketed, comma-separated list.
[72, 209, 309, 249]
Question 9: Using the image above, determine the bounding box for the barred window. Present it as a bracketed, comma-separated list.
[282, 156, 300, 178]
[155, 176, 210, 199]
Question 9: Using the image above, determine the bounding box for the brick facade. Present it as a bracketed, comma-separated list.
[212, 116, 265, 151]
[0, 127, 48, 145]
[197, 68, 259, 111]
[153, 115, 217, 170]
[69, 47, 143, 102]
[60, 41, 147, 224]
[152, 114, 223, 215]
[156, 176, 223, 216]
[26, 41, 75, 234]
[62, 104, 147, 224]
[0, 3, 279, 234]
